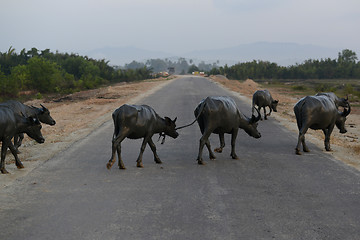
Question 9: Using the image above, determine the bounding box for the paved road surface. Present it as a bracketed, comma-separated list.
[1, 76, 359, 239]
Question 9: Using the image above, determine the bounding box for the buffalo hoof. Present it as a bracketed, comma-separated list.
[295, 149, 302, 155]
[325, 148, 332, 152]
[154, 159, 162, 164]
[16, 163, 24, 169]
[1, 168, 9, 174]
[119, 166, 126, 170]
[214, 148, 222, 153]
[197, 160, 206, 165]
[106, 162, 113, 170]
[303, 148, 310, 152]
[137, 162, 144, 168]
[231, 155, 239, 160]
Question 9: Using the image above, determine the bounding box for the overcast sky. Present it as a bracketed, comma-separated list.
[1, 0, 360, 54]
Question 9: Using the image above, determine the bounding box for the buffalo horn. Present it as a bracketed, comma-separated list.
[40, 104, 48, 111]
[251, 107, 261, 123]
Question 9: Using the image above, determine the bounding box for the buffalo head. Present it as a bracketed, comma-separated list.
[271, 100, 279, 112]
[38, 104, 56, 125]
[336, 102, 351, 134]
[243, 107, 261, 138]
[164, 117, 179, 139]
[25, 116, 45, 144]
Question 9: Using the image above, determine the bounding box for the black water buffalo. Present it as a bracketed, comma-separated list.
[194, 96, 261, 165]
[252, 90, 279, 120]
[294, 95, 350, 155]
[315, 92, 348, 108]
[0, 100, 55, 151]
[0, 106, 45, 174]
[107, 104, 179, 169]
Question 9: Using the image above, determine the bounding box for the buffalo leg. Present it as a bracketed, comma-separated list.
[1, 142, 9, 174]
[14, 133, 24, 153]
[8, 143, 24, 169]
[258, 106, 263, 120]
[197, 130, 212, 165]
[230, 130, 239, 159]
[148, 138, 161, 164]
[323, 126, 334, 151]
[116, 144, 126, 169]
[205, 139, 216, 160]
[214, 133, 225, 153]
[263, 107, 268, 120]
[136, 137, 149, 168]
[107, 131, 128, 170]
[296, 127, 309, 155]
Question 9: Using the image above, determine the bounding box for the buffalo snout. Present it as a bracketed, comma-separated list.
[340, 129, 347, 134]
[252, 132, 261, 139]
[169, 131, 179, 139]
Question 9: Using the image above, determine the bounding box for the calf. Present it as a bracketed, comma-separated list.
[194, 96, 261, 165]
[0, 106, 45, 174]
[252, 90, 279, 120]
[107, 104, 179, 169]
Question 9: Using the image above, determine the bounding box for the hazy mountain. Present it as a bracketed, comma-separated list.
[84, 46, 175, 66]
[84, 42, 342, 66]
[184, 42, 340, 66]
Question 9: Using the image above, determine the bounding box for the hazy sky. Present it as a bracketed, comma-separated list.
[1, 0, 360, 54]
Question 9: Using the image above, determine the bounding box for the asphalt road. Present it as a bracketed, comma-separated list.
[0, 76, 359, 240]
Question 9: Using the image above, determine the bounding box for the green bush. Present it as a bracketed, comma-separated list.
[291, 85, 307, 91]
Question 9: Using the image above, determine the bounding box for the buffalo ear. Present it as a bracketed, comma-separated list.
[165, 117, 171, 126]
[274, 100, 279, 104]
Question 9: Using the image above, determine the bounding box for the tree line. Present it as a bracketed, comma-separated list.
[0, 47, 152, 99]
[208, 49, 360, 80]
[1, 47, 359, 100]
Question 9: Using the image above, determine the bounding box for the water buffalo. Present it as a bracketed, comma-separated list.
[294, 95, 350, 155]
[315, 92, 348, 108]
[107, 104, 179, 169]
[194, 96, 261, 165]
[0, 100, 55, 151]
[252, 90, 279, 120]
[0, 106, 45, 174]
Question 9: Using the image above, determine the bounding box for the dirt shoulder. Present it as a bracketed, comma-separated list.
[209, 75, 360, 171]
[0, 77, 176, 188]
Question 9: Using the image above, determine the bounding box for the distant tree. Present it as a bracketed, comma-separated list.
[188, 64, 199, 73]
[338, 49, 358, 63]
[125, 60, 145, 70]
[27, 56, 60, 92]
[145, 59, 167, 73]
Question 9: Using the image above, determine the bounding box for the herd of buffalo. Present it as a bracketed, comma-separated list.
[0, 87, 351, 174]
